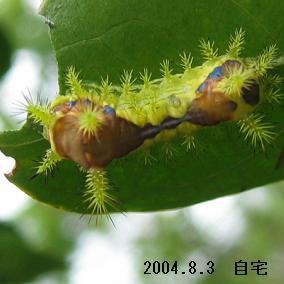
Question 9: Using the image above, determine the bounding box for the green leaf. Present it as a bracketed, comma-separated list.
[0, 28, 12, 79]
[1, 0, 284, 214]
[0, 0, 52, 54]
[0, 222, 65, 284]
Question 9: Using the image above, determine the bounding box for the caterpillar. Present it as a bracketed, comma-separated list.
[20, 29, 283, 220]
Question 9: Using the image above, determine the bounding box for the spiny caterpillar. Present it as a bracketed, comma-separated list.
[20, 29, 283, 220]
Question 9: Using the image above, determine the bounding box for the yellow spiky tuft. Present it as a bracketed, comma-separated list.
[27, 103, 54, 127]
[140, 68, 152, 88]
[161, 142, 178, 160]
[199, 39, 218, 61]
[78, 106, 105, 137]
[179, 52, 193, 71]
[182, 135, 196, 152]
[36, 149, 62, 176]
[120, 70, 136, 94]
[142, 149, 157, 165]
[254, 45, 278, 76]
[14, 91, 54, 127]
[65, 66, 92, 100]
[160, 59, 173, 80]
[238, 114, 275, 150]
[218, 66, 255, 98]
[84, 169, 117, 219]
[227, 28, 245, 58]
[100, 76, 113, 98]
[261, 74, 283, 104]
[65, 66, 86, 95]
[264, 88, 283, 105]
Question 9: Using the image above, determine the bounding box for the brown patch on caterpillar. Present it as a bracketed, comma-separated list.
[188, 66, 238, 126]
[51, 114, 86, 166]
[86, 117, 145, 167]
[51, 101, 145, 168]
[187, 91, 237, 126]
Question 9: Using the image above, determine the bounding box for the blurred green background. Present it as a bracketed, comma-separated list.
[0, 0, 284, 283]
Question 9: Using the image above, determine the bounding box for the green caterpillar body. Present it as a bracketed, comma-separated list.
[50, 59, 259, 169]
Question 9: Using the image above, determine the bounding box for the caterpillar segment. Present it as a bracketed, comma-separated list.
[23, 29, 282, 219]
